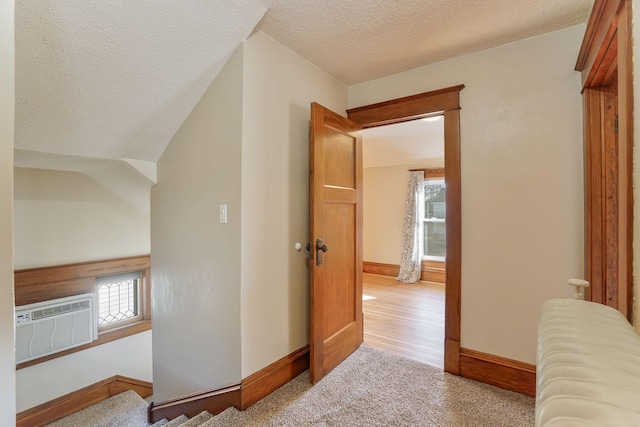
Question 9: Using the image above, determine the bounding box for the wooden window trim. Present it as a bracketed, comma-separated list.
[410, 168, 444, 180]
[14, 255, 151, 370]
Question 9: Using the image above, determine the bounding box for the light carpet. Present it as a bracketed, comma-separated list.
[48, 345, 535, 426]
[202, 345, 534, 426]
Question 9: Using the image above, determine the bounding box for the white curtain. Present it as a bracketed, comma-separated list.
[397, 171, 424, 283]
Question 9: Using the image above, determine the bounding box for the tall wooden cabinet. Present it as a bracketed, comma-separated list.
[576, 0, 633, 319]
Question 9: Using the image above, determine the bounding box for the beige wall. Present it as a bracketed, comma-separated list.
[363, 165, 419, 265]
[0, 0, 15, 422]
[13, 167, 152, 412]
[350, 26, 585, 364]
[13, 168, 150, 269]
[151, 47, 244, 401]
[240, 32, 347, 376]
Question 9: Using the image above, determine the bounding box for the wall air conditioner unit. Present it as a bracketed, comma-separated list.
[15, 293, 97, 364]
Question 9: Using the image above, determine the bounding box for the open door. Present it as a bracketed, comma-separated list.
[309, 102, 363, 383]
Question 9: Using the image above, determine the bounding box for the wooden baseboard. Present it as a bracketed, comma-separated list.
[149, 345, 310, 422]
[459, 348, 536, 397]
[148, 383, 241, 423]
[241, 345, 310, 409]
[16, 375, 152, 427]
[363, 261, 445, 283]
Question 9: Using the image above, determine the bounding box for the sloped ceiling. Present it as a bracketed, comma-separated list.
[15, 0, 594, 166]
[15, 0, 271, 163]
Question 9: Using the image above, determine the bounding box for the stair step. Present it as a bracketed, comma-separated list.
[178, 411, 213, 426]
[160, 414, 188, 427]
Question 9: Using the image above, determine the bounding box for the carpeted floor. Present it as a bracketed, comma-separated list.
[47, 345, 535, 426]
[204, 345, 535, 426]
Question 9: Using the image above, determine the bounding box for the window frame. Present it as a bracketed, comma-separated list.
[14, 256, 151, 370]
[416, 168, 446, 262]
[97, 271, 144, 331]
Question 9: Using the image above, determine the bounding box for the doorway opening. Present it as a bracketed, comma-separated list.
[361, 117, 446, 368]
[346, 84, 463, 375]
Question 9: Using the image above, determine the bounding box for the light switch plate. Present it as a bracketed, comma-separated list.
[219, 204, 227, 224]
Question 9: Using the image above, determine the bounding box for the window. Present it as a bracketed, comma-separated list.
[423, 179, 446, 260]
[97, 272, 143, 330]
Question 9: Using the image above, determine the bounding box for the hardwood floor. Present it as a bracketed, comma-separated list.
[362, 272, 445, 369]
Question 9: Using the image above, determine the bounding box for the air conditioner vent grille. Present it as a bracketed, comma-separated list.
[31, 300, 91, 321]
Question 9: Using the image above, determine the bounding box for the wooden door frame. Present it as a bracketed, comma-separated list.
[347, 84, 464, 374]
[576, 0, 633, 318]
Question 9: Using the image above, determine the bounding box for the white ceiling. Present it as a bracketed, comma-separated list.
[14, 0, 594, 168]
[363, 118, 444, 169]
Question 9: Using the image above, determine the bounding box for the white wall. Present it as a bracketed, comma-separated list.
[13, 168, 150, 269]
[240, 32, 347, 376]
[0, 0, 15, 423]
[16, 332, 152, 412]
[151, 47, 244, 402]
[13, 167, 152, 411]
[350, 26, 585, 364]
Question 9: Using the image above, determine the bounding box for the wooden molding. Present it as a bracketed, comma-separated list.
[363, 261, 445, 284]
[149, 345, 310, 423]
[347, 85, 465, 128]
[16, 375, 152, 427]
[578, 0, 633, 320]
[149, 384, 241, 423]
[349, 84, 463, 375]
[241, 345, 310, 409]
[459, 348, 536, 397]
[15, 255, 152, 369]
[575, 0, 625, 87]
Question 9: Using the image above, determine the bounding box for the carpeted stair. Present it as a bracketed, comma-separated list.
[45, 390, 213, 427]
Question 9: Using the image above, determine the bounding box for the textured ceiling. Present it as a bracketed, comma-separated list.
[260, 0, 594, 85]
[15, 0, 271, 163]
[15, 0, 594, 167]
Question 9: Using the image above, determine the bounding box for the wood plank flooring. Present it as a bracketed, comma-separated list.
[362, 272, 445, 369]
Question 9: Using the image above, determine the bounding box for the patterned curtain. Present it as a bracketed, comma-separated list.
[397, 171, 424, 283]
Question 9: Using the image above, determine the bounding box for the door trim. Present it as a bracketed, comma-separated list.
[347, 84, 464, 374]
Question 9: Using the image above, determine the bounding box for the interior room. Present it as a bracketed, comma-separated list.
[362, 118, 446, 368]
[3, 0, 640, 426]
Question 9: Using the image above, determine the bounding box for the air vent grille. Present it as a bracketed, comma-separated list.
[31, 300, 91, 321]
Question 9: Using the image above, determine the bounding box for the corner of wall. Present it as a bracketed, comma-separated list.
[0, 0, 16, 422]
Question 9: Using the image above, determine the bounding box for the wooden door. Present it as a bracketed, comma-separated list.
[309, 102, 363, 383]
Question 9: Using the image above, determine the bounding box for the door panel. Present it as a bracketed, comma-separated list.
[310, 102, 363, 383]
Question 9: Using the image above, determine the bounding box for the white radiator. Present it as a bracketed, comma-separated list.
[15, 293, 97, 363]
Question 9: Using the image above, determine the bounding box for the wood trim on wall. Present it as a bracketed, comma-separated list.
[459, 348, 536, 397]
[15, 255, 152, 369]
[148, 384, 241, 423]
[576, 0, 633, 319]
[348, 85, 464, 375]
[575, 0, 626, 88]
[16, 375, 152, 427]
[347, 85, 465, 127]
[240, 345, 310, 409]
[410, 168, 445, 180]
[363, 261, 446, 284]
[149, 345, 310, 423]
